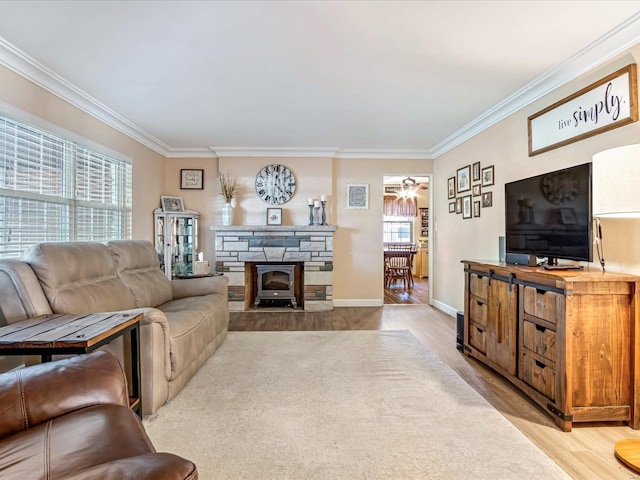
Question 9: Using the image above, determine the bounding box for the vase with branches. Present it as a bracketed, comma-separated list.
[219, 170, 237, 225]
[219, 170, 237, 204]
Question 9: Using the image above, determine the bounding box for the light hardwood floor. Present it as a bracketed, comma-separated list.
[229, 304, 640, 480]
[384, 276, 429, 304]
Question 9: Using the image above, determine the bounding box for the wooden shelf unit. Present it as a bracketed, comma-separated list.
[462, 260, 640, 431]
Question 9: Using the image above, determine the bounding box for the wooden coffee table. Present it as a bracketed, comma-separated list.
[0, 311, 143, 416]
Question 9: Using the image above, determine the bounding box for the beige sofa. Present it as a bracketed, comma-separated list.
[0, 240, 229, 416]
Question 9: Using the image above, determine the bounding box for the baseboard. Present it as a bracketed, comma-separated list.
[334, 298, 457, 316]
[333, 299, 384, 307]
[430, 299, 457, 318]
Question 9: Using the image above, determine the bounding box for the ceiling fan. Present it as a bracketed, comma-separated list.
[401, 177, 428, 192]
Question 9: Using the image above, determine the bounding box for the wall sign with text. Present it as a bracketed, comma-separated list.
[528, 64, 638, 156]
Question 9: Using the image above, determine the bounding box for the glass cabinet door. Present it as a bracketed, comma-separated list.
[154, 209, 199, 279]
[171, 215, 198, 277]
[155, 215, 166, 275]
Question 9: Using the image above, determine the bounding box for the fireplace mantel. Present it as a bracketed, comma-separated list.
[212, 225, 336, 233]
[210, 224, 336, 311]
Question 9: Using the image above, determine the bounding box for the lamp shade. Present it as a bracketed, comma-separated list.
[592, 144, 640, 218]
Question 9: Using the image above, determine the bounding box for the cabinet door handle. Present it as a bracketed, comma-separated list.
[535, 324, 545, 332]
[535, 359, 545, 369]
[493, 301, 502, 344]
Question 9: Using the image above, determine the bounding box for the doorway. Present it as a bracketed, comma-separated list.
[383, 175, 430, 305]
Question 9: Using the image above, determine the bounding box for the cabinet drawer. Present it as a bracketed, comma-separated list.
[469, 323, 487, 354]
[522, 286, 561, 325]
[469, 296, 488, 328]
[522, 320, 556, 363]
[521, 352, 556, 400]
[470, 273, 489, 300]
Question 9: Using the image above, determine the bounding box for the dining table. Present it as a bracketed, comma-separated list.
[383, 245, 417, 289]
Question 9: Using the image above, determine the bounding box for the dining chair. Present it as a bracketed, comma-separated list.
[385, 242, 415, 251]
[384, 250, 415, 290]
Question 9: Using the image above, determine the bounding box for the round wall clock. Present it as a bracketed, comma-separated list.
[541, 171, 579, 205]
[255, 164, 296, 205]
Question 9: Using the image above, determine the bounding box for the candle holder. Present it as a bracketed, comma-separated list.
[313, 206, 321, 226]
[308, 204, 314, 225]
[321, 200, 327, 225]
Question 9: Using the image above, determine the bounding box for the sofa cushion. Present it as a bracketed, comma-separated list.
[158, 294, 228, 377]
[0, 404, 197, 480]
[0, 259, 53, 323]
[22, 242, 136, 313]
[107, 240, 173, 308]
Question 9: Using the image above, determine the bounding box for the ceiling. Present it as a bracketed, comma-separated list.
[0, 1, 639, 158]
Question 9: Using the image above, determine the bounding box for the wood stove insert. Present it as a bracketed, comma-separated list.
[254, 264, 297, 308]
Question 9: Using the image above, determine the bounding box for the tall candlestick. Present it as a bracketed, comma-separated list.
[308, 205, 314, 225]
[321, 200, 327, 225]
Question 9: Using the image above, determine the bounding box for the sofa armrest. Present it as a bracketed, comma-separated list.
[0, 350, 128, 440]
[170, 275, 229, 300]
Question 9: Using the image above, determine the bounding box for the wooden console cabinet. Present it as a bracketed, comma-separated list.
[462, 260, 640, 431]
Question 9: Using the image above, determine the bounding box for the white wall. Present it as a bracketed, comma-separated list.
[0, 64, 166, 241]
[5, 42, 640, 314]
[432, 47, 640, 315]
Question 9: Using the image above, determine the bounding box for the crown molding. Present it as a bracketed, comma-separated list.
[334, 149, 432, 159]
[165, 147, 217, 158]
[0, 36, 173, 157]
[2, 11, 640, 162]
[429, 12, 640, 158]
[210, 146, 433, 159]
[210, 147, 338, 158]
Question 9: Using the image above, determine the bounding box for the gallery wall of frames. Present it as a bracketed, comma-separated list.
[446, 162, 494, 219]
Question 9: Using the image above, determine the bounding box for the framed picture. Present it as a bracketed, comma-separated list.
[180, 169, 204, 190]
[447, 177, 456, 199]
[449, 202, 455, 213]
[456, 165, 471, 193]
[455, 197, 462, 214]
[482, 191, 493, 208]
[472, 162, 481, 182]
[462, 195, 472, 219]
[560, 208, 577, 225]
[481, 165, 495, 187]
[161, 195, 185, 212]
[472, 184, 481, 197]
[473, 200, 481, 217]
[346, 184, 369, 209]
[528, 64, 637, 156]
[266, 207, 282, 225]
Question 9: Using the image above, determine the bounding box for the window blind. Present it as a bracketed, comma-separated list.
[383, 221, 413, 243]
[0, 115, 131, 258]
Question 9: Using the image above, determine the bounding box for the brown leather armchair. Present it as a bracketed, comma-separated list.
[0, 351, 197, 479]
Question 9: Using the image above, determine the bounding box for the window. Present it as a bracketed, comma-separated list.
[0, 115, 131, 258]
[383, 219, 413, 243]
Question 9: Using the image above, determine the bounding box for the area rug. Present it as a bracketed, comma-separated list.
[144, 330, 570, 479]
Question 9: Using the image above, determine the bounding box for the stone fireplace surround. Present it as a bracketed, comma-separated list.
[211, 225, 336, 311]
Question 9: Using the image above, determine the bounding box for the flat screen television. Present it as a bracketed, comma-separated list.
[505, 163, 592, 265]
